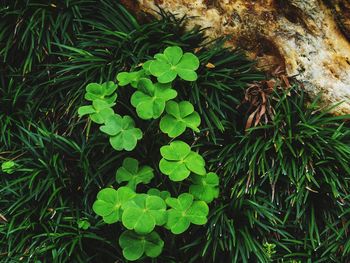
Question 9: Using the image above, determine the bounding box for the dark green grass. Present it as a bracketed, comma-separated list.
[0, 123, 122, 262]
[1, 1, 350, 262]
[200, 87, 350, 263]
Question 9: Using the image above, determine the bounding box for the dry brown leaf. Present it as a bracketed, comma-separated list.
[0, 214, 8, 223]
[205, 62, 215, 68]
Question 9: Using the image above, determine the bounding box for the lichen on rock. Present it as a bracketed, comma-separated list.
[136, 0, 350, 114]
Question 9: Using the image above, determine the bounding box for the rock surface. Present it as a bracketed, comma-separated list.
[134, 0, 350, 114]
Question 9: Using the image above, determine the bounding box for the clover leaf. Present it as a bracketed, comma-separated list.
[90, 100, 116, 124]
[159, 141, 206, 181]
[78, 81, 117, 124]
[77, 219, 91, 230]
[122, 194, 167, 234]
[147, 46, 200, 83]
[100, 114, 142, 151]
[160, 100, 201, 137]
[119, 230, 164, 261]
[147, 188, 171, 200]
[78, 99, 115, 124]
[116, 158, 154, 190]
[130, 78, 177, 120]
[92, 187, 135, 224]
[165, 193, 209, 234]
[142, 60, 152, 72]
[117, 70, 146, 88]
[85, 81, 117, 104]
[1, 161, 16, 174]
[77, 105, 95, 116]
[189, 172, 219, 203]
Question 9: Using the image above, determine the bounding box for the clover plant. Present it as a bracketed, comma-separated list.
[79, 46, 219, 261]
[166, 193, 209, 234]
[189, 172, 219, 203]
[1, 161, 16, 174]
[160, 100, 201, 137]
[119, 230, 164, 261]
[78, 81, 117, 124]
[147, 188, 171, 200]
[117, 70, 146, 88]
[122, 194, 167, 234]
[131, 78, 177, 120]
[85, 82, 117, 103]
[100, 114, 142, 151]
[116, 158, 154, 190]
[159, 141, 206, 181]
[92, 187, 135, 224]
[146, 46, 199, 83]
[77, 219, 91, 230]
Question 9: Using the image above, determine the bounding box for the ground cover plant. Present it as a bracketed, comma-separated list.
[78, 46, 219, 260]
[1, 1, 350, 262]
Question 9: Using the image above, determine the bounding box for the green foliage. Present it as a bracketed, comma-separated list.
[194, 87, 350, 263]
[147, 46, 200, 83]
[93, 187, 135, 224]
[119, 230, 164, 261]
[85, 82, 118, 103]
[99, 114, 143, 151]
[79, 100, 115, 124]
[1, 161, 16, 174]
[166, 193, 209, 234]
[0, 0, 89, 74]
[263, 242, 277, 260]
[0, 122, 123, 262]
[1, 2, 221, 262]
[122, 194, 167, 234]
[189, 172, 219, 203]
[116, 158, 154, 190]
[131, 78, 177, 119]
[80, 44, 217, 260]
[147, 189, 171, 200]
[3, 1, 350, 262]
[160, 100, 201, 137]
[77, 219, 91, 230]
[117, 70, 146, 88]
[159, 141, 206, 181]
[78, 81, 118, 124]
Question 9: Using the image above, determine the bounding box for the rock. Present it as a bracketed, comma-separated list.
[134, 0, 350, 114]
